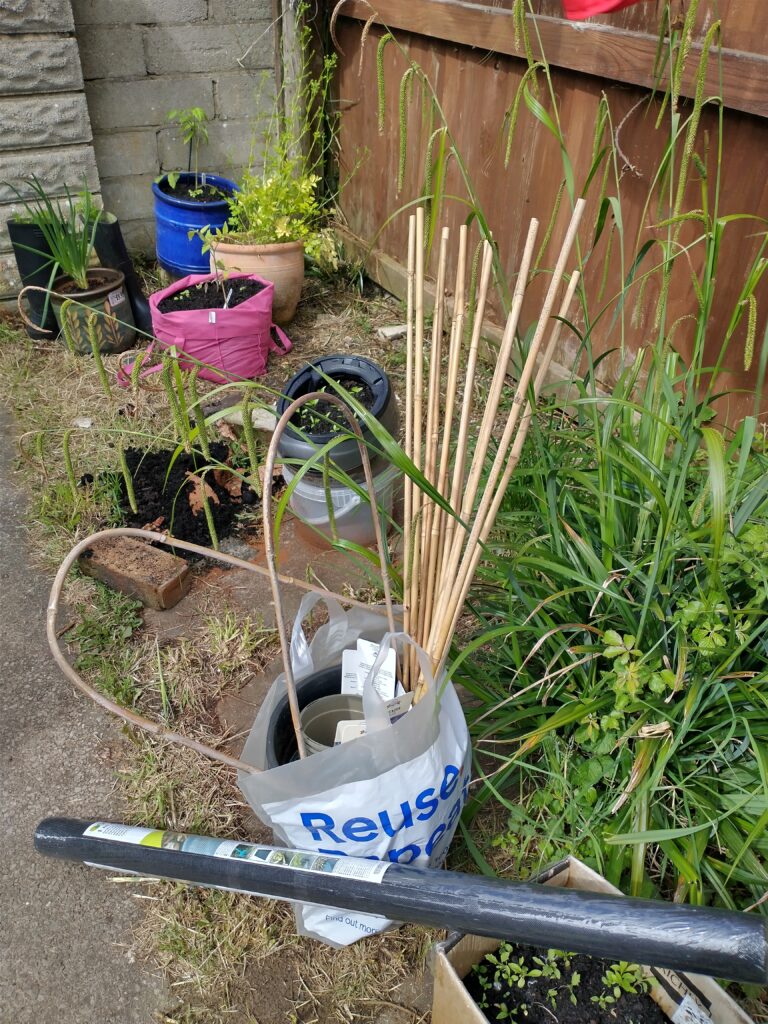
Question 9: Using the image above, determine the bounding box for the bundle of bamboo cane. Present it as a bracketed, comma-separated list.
[401, 199, 586, 697]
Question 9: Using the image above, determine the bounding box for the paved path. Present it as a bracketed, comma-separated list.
[0, 409, 168, 1023]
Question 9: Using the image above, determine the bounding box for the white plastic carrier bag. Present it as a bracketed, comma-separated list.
[237, 592, 471, 947]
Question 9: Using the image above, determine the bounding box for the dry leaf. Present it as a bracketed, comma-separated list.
[142, 516, 166, 532]
[186, 471, 220, 514]
[213, 468, 243, 499]
[216, 421, 239, 442]
[258, 463, 284, 490]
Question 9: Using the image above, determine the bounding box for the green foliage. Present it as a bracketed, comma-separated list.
[167, 107, 210, 183]
[216, 167, 329, 255]
[460, 345, 768, 907]
[8, 176, 101, 292]
[590, 960, 649, 1010]
[66, 584, 143, 706]
[203, 8, 340, 274]
[471, 945, 641, 1020]
[357, 2, 768, 914]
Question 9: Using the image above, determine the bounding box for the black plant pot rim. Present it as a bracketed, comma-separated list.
[277, 355, 392, 444]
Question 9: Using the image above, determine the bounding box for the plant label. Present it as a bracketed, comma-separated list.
[356, 639, 397, 699]
[341, 649, 362, 694]
[385, 693, 413, 723]
[672, 996, 711, 1024]
[208, 311, 216, 323]
[341, 643, 398, 701]
[108, 287, 125, 307]
[334, 720, 366, 745]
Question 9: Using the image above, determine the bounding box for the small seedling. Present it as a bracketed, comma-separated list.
[166, 107, 210, 186]
[471, 945, 652, 1022]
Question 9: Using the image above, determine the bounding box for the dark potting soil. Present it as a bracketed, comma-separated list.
[463, 944, 668, 1024]
[120, 444, 246, 547]
[293, 376, 376, 434]
[55, 272, 113, 295]
[157, 177, 231, 203]
[157, 278, 266, 314]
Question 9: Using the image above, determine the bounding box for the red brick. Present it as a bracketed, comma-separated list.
[79, 536, 190, 610]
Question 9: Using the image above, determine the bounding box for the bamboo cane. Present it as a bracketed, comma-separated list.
[427, 220, 536, 647]
[406, 206, 426, 684]
[533, 271, 581, 397]
[417, 225, 450, 648]
[425, 264, 582, 682]
[433, 239, 493, 608]
[402, 214, 417, 689]
[420, 267, 581, 694]
[432, 226, 468, 588]
[429, 225, 536, 656]
[424, 199, 586, 683]
[450, 218, 539, 562]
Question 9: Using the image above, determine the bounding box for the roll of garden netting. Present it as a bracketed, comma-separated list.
[35, 817, 768, 984]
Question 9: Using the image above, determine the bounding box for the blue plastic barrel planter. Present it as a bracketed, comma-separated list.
[152, 172, 237, 277]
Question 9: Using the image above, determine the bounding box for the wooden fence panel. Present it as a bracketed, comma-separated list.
[335, 5, 768, 420]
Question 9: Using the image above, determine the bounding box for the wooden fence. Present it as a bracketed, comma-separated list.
[333, 0, 768, 420]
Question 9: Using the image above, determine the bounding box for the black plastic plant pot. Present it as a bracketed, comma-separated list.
[265, 665, 342, 768]
[8, 220, 59, 338]
[276, 355, 398, 473]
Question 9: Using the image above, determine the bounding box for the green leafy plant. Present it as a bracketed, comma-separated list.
[201, 6, 341, 273]
[167, 107, 210, 187]
[9, 176, 101, 291]
[341, 0, 768, 916]
[470, 945, 635, 1022]
[66, 584, 144, 707]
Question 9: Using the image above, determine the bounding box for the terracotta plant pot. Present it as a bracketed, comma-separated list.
[210, 239, 304, 325]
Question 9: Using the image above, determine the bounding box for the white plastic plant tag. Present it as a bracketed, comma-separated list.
[385, 693, 412, 723]
[334, 720, 366, 745]
[208, 311, 217, 323]
[108, 287, 125, 307]
[201, 173, 208, 185]
[356, 639, 397, 699]
[672, 996, 711, 1024]
[341, 649, 362, 694]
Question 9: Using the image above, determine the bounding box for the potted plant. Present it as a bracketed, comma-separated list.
[431, 857, 755, 1024]
[12, 177, 135, 354]
[147, 271, 292, 383]
[275, 355, 401, 545]
[152, 107, 237, 278]
[277, 355, 398, 471]
[202, 35, 339, 324]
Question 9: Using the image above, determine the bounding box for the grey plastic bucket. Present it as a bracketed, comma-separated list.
[299, 693, 364, 755]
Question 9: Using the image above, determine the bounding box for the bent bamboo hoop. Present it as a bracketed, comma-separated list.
[17, 284, 57, 334]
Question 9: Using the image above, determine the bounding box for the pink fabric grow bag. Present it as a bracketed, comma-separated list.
[146, 272, 292, 383]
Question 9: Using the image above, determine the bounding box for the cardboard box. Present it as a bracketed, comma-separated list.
[431, 856, 754, 1024]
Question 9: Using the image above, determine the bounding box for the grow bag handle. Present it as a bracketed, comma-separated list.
[263, 391, 397, 760]
[116, 342, 165, 390]
[47, 527, 384, 776]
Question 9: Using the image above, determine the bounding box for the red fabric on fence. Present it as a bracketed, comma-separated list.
[562, 0, 647, 19]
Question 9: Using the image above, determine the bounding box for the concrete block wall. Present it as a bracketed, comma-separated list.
[72, 0, 276, 254]
[0, 0, 100, 296]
